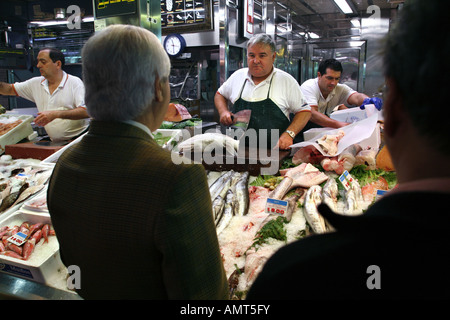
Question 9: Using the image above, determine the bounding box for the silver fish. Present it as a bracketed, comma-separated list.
[283, 188, 304, 222]
[344, 189, 358, 215]
[303, 185, 328, 234]
[216, 189, 235, 235]
[210, 170, 234, 201]
[212, 195, 225, 223]
[322, 178, 339, 212]
[234, 171, 249, 216]
[344, 178, 363, 215]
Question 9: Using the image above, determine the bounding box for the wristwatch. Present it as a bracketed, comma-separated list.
[285, 130, 296, 139]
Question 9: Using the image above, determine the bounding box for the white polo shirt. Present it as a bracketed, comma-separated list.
[217, 67, 310, 119]
[13, 72, 89, 141]
[300, 78, 356, 116]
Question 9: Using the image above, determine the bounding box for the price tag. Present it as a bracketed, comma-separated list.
[265, 198, 289, 216]
[7, 232, 28, 246]
[375, 189, 388, 200]
[338, 170, 354, 191]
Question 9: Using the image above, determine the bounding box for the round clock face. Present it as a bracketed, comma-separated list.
[164, 34, 185, 57]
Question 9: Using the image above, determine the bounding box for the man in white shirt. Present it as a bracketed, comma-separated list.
[300, 59, 371, 128]
[0, 48, 89, 141]
[215, 34, 311, 150]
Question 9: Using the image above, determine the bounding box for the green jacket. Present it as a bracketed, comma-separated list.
[48, 120, 228, 299]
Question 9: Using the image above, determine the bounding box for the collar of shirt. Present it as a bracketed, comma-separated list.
[388, 177, 450, 195]
[122, 120, 154, 138]
[246, 67, 277, 86]
[40, 71, 69, 92]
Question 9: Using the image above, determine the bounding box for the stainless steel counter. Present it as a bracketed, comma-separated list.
[0, 273, 82, 300]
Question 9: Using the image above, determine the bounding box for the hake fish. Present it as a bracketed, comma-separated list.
[212, 195, 225, 224]
[234, 171, 249, 216]
[209, 170, 234, 200]
[303, 185, 328, 234]
[216, 189, 235, 235]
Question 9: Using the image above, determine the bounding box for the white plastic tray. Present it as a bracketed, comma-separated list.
[0, 210, 67, 286]
[0, 114, 34, 155]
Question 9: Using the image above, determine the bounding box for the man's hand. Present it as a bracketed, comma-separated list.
[360, 97, 383, 110]
[34, 111, 59, 126]
[276, 132, 294, 150]
[219, 110, 234, 126]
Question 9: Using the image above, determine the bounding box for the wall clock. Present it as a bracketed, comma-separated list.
[163, 33, 186, 58]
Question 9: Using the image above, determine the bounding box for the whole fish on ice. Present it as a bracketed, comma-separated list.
[216, 189, 236, 235]
[343, 178, 364, 215]
[234, 172, 249, 216]
[303, 185, 330, 234]
[209, 170, 234, 200]
[322, 178, 339, 212]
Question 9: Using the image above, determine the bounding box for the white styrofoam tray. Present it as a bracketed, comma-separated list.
[0, 210, 68, 286]
[0, 114, 34, 155]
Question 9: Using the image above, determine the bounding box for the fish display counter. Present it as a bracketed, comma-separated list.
[0, 117, 396, 299]
[203, 117, 397, 300]
[0, 155, 81, 299]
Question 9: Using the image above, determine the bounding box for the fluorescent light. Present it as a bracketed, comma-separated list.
[351, 19, 360, 28]
[29, 16, 94, 27]
[309, 32, 320, 39]
[334, 0, 354, 14]
[350, 41, 364, 47]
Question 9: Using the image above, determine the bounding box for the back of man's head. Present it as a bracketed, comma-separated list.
[383, 0, 450, 153]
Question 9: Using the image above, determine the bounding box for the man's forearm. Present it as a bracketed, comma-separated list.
[286, 111, 311, 135]
[56, 107, 89, 120]
[310, 107, 347, 128]
[0, 82, 14, 96]
[214, 92, 229, 114]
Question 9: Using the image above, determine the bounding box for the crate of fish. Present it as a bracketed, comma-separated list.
[0, 114, 34, 155]
[0, 210, 68, 287]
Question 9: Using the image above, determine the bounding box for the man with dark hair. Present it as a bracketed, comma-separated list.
[247, 0, 450, 300]
[300, 58, 377, 128]
[0, 47, 89, 142]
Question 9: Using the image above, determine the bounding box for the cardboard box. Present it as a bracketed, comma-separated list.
[330, 107, 368, 123]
